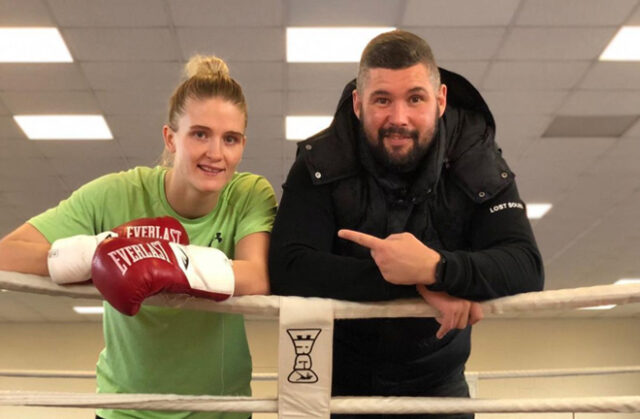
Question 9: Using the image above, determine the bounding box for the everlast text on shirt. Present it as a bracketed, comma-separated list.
[125, 225, 183, 243]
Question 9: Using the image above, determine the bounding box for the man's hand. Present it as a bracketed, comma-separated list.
[338, 229, 440, 285]
[417, 285, 483, 339]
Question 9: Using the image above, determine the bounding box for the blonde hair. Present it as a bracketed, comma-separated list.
[161, 55, 247, 166]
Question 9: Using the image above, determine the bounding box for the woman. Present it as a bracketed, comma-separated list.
[0, 55, 277, 419]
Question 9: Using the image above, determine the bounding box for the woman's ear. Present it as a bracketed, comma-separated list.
[162, 125, 177, 153]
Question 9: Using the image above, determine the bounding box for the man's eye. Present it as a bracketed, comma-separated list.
[409, 95, 424, 103]
[374, 97, 389, 105]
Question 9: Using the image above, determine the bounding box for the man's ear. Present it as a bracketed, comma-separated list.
[162, 125, 176, 153]
[352, 89, 361, 120]
[437, 84, 447, 117]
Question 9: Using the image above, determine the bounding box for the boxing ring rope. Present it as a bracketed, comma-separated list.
[1, 392, 640, 414]
[1, 270, 640, 416]
[2, 365, 640, 381]
[2, 270, 640, 319]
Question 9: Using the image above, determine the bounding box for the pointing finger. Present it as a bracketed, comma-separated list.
[338, 229, 384, 250]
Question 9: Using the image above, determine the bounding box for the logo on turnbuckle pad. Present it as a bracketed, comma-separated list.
[286, 328, 321, 383]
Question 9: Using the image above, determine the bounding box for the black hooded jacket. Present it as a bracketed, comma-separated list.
[269, 68, 544, 388]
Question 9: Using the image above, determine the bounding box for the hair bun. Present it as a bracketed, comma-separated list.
[185, 54, 230, 78]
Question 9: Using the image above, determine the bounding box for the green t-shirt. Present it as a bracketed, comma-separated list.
[29, 166, 277, 419]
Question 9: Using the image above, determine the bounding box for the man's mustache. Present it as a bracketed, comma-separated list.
[378, 126, 419, 141]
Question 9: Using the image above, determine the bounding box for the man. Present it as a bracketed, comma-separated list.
[269, 30, 543, 419]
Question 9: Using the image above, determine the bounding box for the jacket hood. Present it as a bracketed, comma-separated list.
[298, 67, 512, 203]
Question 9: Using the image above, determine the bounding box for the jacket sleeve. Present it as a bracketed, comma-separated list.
[269, 157, 417, 301]
[438, 181, 544, 301]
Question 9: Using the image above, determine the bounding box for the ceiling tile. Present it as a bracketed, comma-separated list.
[287, 90, 340, 114]
[81, 62, 182, 91]
[0, 97, 8, 116]
[0, 117, 26, 139]
[408, 27, 506, 61]
[482, 90, 567, 115]
[0, 137, 42, 158]
[107, 114, 166, 143]
[287, 63, 358, 91]
[516, 0, 637, 26]
[287, 0, 402, 25]
[246, 116, 284, 140]
[483, 61, 590, 90]
[543, 115, 639, 138]
[49, 0, 168, 27]
[0, 64, 89, 90]
[242, 138, 283, 160]
[36, 141, 125, 160]
[229, 62, 284, 91]
[559, 90, 640, 115]
[243, 90, 283, 116]
[63, 28, 181, 61]
[0, 0, 53, 25]
[0, 157, 58, 183]
[168, 0, 282, 26]
[438, 61, 489, 88]
[498, 28, 618, 60]
[177, 28, 284, 62]
[624, 119, 640, 138]
[95, 89, 171, 115]
[402, 0, 520, 26]
[629, 5, 640, 24]
[0, 91, 102, 114]
[579, 62, 640, 90]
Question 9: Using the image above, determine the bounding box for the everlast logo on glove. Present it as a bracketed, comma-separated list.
[107, 240, 171, 275]
[124, 225, 184, 243]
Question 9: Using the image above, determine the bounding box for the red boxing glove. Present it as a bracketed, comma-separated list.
[48, 216, 188, 284]
[92, 237, 234, 316]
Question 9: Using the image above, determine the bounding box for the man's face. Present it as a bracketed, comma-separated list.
[353, 63, 447, 172]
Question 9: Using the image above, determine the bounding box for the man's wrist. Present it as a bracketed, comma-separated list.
[427, 252, 447, 292]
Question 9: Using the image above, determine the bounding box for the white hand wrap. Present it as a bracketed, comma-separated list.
[48, 231, 115, 284]
[169, 243, 235, 297]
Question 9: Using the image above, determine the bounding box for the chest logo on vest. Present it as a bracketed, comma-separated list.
[489, 201, 524, 214]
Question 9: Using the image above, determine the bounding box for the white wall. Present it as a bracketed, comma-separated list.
[1, 317, 639, 418]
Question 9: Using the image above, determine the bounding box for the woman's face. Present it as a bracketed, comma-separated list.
[164, 96, 246, 195]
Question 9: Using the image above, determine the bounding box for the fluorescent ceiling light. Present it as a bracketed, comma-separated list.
[614, 278, 640, 285]
[578, 304, 616, 311]
[600, 26, 640, 61]
[526, 203, 552, 219]
[0, 27, 72, 62]
[286, 116, 333, 140]
[287, 27, 395, 62]
[14, 115, 113, 140]
[73, 306, 104, 315]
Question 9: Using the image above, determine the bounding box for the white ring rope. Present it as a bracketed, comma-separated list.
[0, 392, 639, 414]
[2, 365, 640, 381]
[1, 270, 639, 319]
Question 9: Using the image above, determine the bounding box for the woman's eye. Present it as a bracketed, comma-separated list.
[224, 135, 240, 144]
[191, 131, 207, 140]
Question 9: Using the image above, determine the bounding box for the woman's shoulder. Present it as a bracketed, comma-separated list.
[225, 172, 274, 194]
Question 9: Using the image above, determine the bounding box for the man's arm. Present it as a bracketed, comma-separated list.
[439, 181, 544, 300]
[337, 182, 543, 301]
[268, 158, 416, 301]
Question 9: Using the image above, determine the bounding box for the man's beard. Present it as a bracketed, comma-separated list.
[362, 106, 440, 174]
